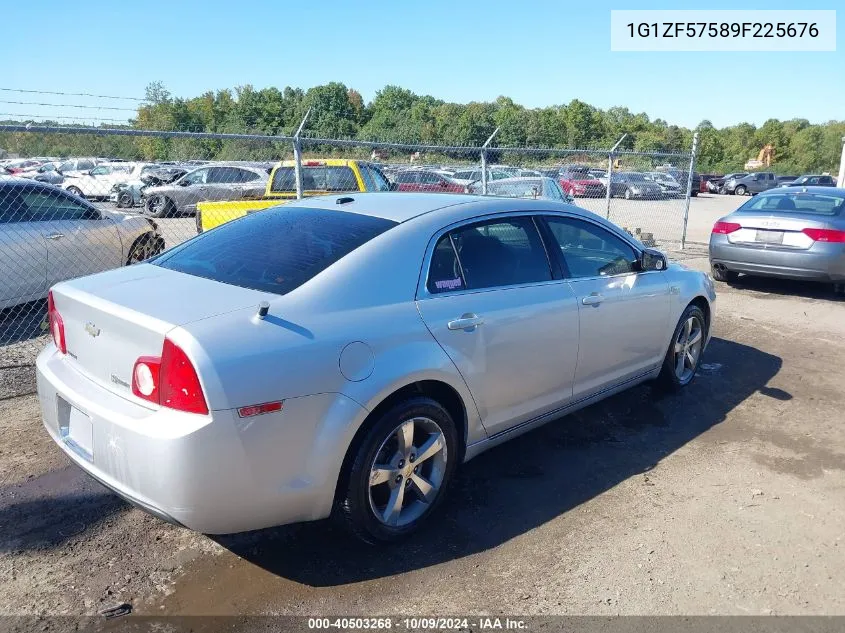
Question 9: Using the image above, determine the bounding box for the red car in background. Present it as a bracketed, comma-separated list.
[391, 169, 464, 193]
[556, 165, 607, 198]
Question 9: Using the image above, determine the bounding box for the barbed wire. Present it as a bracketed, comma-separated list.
[0, 100, 139, 112]
[0, 87, 147, 102]
[0, 113, 132, 124]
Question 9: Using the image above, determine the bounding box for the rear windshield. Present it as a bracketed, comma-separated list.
[270, 166, 358, 193]
[738, 192, 845, 216]
[153, 207, 396, 294]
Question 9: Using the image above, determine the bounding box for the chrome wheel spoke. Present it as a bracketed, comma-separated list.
[685, 350, 696, 369]
[675, 349, 685, 376]
[397, 420, 415, 457]
[410, 473, 436, 503]
[683, 317, 693, 343]
[369, 465, 395, 487]
[674, 340, 685, 353]
[414, 432, 444, 465]
[382, 481, 405, 525]
[688, 328, 702, 347]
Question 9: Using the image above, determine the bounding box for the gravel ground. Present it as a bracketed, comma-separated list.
[3, 192, 844, 618]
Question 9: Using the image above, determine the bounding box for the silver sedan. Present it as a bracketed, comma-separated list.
[37, 193, 715, 542]
[709, 186, 845, 295]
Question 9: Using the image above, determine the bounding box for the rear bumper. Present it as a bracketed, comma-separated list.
[37, 346, 366, 534]
[709, 236, 845, 282]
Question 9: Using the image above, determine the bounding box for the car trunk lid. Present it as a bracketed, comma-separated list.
[726, 213, 829, 250]
[51, 264, 271, 402]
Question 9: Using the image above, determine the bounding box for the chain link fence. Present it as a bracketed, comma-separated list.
[0, 124, 697, 398]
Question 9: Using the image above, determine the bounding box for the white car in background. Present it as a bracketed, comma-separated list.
[0, 180, 164, 310]
[62, 162, 152, 200]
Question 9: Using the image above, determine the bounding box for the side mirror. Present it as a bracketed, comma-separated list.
[640, 248, 667, 272]
[179, 180, 191, 187]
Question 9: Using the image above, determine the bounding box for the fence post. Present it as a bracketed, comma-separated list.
[837, 135, 845, 188]
[480, 128, 499, 195]
[681, 132, 700, 250]
[292, 108, 311, 200]
[605, 134, 627, 220]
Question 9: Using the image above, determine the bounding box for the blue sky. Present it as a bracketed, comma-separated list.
[1, 0, 841, 129]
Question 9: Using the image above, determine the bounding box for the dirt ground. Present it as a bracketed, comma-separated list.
[1, 199, 844, 618]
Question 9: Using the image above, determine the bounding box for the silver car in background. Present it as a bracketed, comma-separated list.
[709, 187, 845, 295]
[0, 180, 164, 310]
[143, 163, 271, 217]
[468, 176, 573, 202]
[37, 193, 715, 542]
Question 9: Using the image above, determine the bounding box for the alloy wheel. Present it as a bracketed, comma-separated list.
[673, 315, 703, 384]
[368, 416, 448, 527]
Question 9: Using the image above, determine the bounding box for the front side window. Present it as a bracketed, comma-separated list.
[420, 172, 442, 185]
[19, 188, 99, 222]
[448, 217, 552, 290]
[270, 166, 358, 192]
[545, 216, 637, 278]
[154, 207, 396, 295]
[394, 171, 418, 184]
[89, 166, 110, 176]
[182, 168, 210, 185]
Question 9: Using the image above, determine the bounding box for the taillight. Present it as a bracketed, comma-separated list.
[131, 338, 208, 414]
[712, 221, 741, 234]
[47, 290, 66, 354]
[802, 228, 845, 243]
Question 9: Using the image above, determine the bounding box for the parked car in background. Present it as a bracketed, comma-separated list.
[610, 172, 665, 199]
[392, 170, 464, 193]
[195, 159, 392, 232]
[698, 174, 721, 193]
[37, 192, 715, 542]
[145, 163, 272, 219]
[780, 174, 837, 188]
[62, 162, 153, 200]
[449, 168, 511, 186]
[724, 172, 778, 196]
[709, 187, 845, 296]
[708, 173, 747, 194]
[558, 166, 606, 198]
[645, 172, 683, 197]
[655, 167, 700, 196]
[468, 176, 573, 202]
[0, 180, 163, 310]
[776, 175, 800, 187]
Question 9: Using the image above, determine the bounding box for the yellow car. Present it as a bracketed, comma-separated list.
[195, 159, 392, 233]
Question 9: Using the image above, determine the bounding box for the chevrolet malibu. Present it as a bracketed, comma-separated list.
[37, 193, 716, 543]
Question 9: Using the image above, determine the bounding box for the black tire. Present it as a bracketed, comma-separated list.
[834, 283, 845, 298]
[711, 263, 739, 283]
[66, 186, 85, 199]
[734, 185, 747, 196]
[146, 195, 174, 218]
[116, 191, 133, 208]
[126, 233, 162, 265]
[336, 396, 459, 544]
[656, 304, 707, 392]
[691, 190, 698, 197]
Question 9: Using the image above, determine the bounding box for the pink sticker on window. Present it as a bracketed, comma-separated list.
[435, 277, 463, 290]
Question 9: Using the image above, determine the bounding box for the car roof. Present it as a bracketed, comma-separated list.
[283, 191, 583, 223]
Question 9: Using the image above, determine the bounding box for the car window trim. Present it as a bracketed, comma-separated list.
[417, 211, 561, 300]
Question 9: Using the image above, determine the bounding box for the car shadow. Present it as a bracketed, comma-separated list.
[0, 465, 126, 552]
[727, 275, 842, 301]
[212, 336, 782, 587]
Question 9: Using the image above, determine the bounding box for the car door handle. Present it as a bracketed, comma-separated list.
[447, 313, 484, 331]
[46, 233, 64, 240]
[581, 293, 603, 306]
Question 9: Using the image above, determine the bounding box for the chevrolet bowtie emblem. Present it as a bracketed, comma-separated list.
[84, 322, 101, 338]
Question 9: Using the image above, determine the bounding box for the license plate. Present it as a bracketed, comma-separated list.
[755, 230, 784, 244]
[58, 398, 93, 461]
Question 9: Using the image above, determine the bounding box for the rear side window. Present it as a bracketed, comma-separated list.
[448, 217, 552, 290]
[427, 235, 464, 294]
[367, 166, 392, 192]
[153, 207, 397, 295]
[270, 166, 359, 192]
